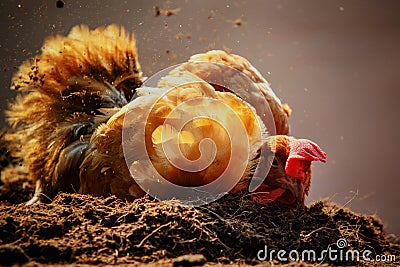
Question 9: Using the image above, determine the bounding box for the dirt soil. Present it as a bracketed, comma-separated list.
[0, 148, 399, 266]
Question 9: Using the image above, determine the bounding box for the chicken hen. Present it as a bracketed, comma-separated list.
[5, 24, 326, 207]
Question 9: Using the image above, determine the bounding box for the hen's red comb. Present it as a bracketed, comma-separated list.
[285, 139, 327, 180]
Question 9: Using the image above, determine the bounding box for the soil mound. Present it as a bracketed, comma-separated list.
[0, 175, 399, 266]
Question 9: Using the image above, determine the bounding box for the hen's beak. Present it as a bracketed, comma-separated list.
[281, 176, 304, 207]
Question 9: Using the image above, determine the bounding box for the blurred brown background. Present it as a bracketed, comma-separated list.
[0, 1, 399, 234]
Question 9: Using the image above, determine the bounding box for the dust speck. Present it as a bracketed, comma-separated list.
[56, 0, 64, 8]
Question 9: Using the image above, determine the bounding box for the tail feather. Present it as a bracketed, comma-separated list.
[6, 24, 143, 202]
[54, 140, 90, 192]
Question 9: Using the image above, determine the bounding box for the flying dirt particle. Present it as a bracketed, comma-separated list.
[233, 19, 242, 26]
[174, 33, 191, 40]
[154, 6, 181, 17]
[174, 33, 183, 40]
[170, 52, 177, 61]
[166, 50, 177, 62]
[56, 0, 64, 8]
[164, 8, 181, 16]
[154, 5, 160, 16]
[228, 18, 244, 27]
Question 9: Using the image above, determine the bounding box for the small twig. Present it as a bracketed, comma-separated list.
[136, 222, 172, 248]
[198, 206, 226, 222]
[40, 192, 53, 203]
[302, 226, 336, 240]
[70, 183, 77, 193]
[343, 190, 359, 208]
